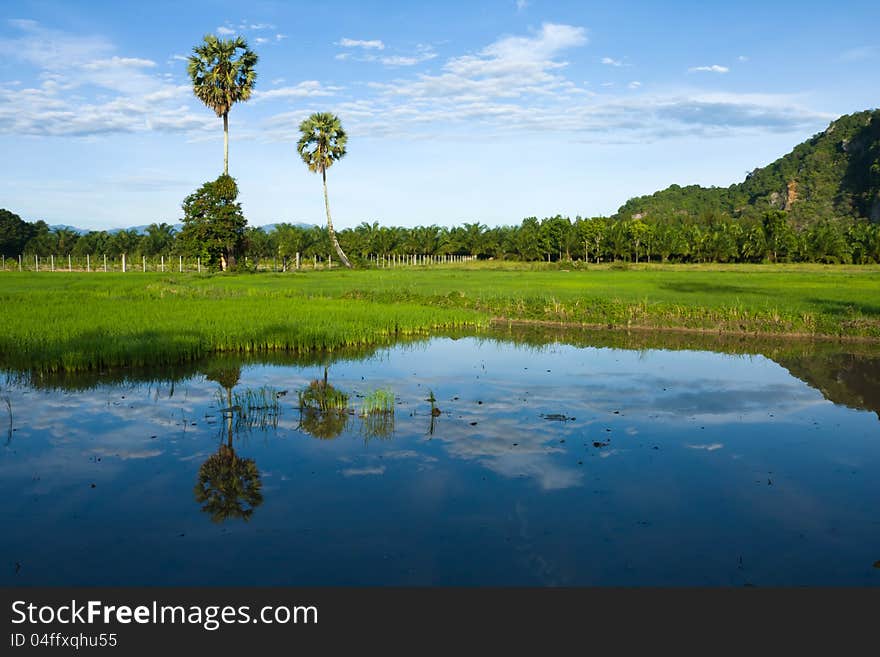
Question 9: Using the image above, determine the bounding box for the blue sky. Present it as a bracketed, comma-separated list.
[1, 0, 878, 230]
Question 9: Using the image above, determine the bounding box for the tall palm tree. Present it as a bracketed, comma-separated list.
[297, 112, 352, 268]
[187, 35, 258, 175]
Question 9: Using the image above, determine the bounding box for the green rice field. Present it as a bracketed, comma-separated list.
[2, 262, 879, 372]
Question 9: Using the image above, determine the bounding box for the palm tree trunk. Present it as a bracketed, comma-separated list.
[223, 111, 229, 175]
[322, 168, 352, 268]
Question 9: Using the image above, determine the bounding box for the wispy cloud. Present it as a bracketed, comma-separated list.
[265, 24, 827, 144]
[341, 466, 386, 477]
[339, 37, 385, 50]
[516, 0, 529, 11]
[216, 26, 235, 36]
[252, 80, 341, 102]
[601, 56, 623, 67]
[689, 64, 729, 73]
[838, 45, 879, 62]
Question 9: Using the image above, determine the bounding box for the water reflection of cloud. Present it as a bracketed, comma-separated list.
[342, 466, 386, 477]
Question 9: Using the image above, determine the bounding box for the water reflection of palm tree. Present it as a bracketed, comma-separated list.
[205, 366, 241, 415]
[297, 366, 350, 440]
[195, 365, 263, 522]
[194, 428, 263, 523]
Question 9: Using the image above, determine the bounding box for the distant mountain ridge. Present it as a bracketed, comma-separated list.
[615, 109, 880, 225]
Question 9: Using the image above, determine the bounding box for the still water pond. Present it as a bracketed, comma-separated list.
[2, 334, 879, 586]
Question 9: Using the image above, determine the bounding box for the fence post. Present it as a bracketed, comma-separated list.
[104, 254, 107, 272]
[51, 255, 55, 271]
[179, 255, 182, 273]
[296, 252, 300, 270]
[143, 255, 146, 272]
[161, 255, 164, 272]
[197, 257, 201, 273]
[122, 253, 126, 272]
[328, 254, 332, 269]
[87, 254, 90, 272]
[19, 254, 22, 272]
[35, 255, 39, 272]
[68, 254, 72, 272]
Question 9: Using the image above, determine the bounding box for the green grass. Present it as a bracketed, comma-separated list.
[0, 273, 484, 372]
[360, 388, 395, 416]
[1, 263, 879, 372]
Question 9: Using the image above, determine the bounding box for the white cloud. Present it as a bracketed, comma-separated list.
[254, 37, 269, 45]
[0, 20, 213, 136]
[252, 80, 341, 101]
[380, 56, 421, 66]
[83, 56, 156, 70]
[373, 23, 586, 101]
[339, 38, 385, 50]
[689, 64, 729, 73]
[275, 34, 287, 41]
[738, 55, 749, 62]
[263, 23, 828, 143]
[601, 57, 623, 67]
[216, 26, 235, 36]
[516, 0, 529, 11]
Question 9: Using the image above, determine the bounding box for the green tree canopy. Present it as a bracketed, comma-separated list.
[179, 174, 247, 271]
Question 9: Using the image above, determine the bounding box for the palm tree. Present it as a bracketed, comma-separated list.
[187, 35, 258, 175]
[297, 112, 352, 268]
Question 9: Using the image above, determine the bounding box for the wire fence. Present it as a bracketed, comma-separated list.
[0, 253, 478, 273]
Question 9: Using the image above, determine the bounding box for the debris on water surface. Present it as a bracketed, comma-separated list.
[873, 560, 880, 569]
[540, 413, 575, 422]
[593, 441, 610, 448]
[470, 421, 478, 426]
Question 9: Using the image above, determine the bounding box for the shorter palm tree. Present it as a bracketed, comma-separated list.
[297, 112, 352, 268]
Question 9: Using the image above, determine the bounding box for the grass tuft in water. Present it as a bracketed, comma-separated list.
[360, 388, 395, 416]
[298, 379, 349, 412]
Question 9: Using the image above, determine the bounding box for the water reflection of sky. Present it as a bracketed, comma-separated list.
[1, 338, 879, 586]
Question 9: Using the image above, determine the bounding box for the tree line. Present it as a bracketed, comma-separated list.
[3, 207, 879, 266]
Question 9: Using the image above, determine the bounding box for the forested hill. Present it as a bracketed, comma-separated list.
[615, 109, 880, 226]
